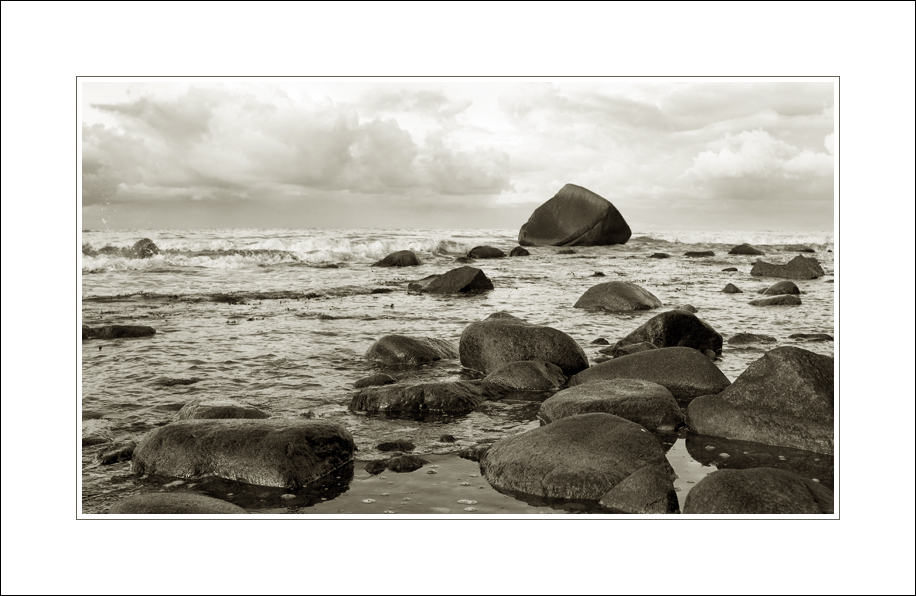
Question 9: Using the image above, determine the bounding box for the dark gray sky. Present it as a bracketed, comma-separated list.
[81, 79, 835, 230]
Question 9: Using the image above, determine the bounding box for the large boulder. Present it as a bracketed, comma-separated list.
[467, 246, 505, 259]
[372, 250, 421, 267]
[759, 280, 800, 295]
[459, 319, 589, 376]
[751, 255, 825, 279]
[131, 238, 160, 259]
[176, 399, 269, 420]
[349, 381, 499, 418]
[611, 310, 723, 355]
[365, 335, 458, 366]
[481, 413, 677, 513]
[483, 360, 568, 392]
[748, 295, 802, 306]
[569, 347, 731, 401]
[83, 325, 156, 339]
[109, 492, 248, 514]
[683, 468, 833, 514]
[573, 281, 662, 311]
[728, 243, 764, 255]
[518, 184, 631, 247]
[421, 266, 493, 294]
[131, 419, 356, 489]
[687, 346, 834, 454]
[538, 379, 685, 432]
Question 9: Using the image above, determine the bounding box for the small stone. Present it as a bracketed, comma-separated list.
[719, 453, 730, 459]
[470, 474, 479, 477]
[686, 480, 695, 484]
[362, 499, 376, 504]
[464, 507, 478, 511]
[280, 494, 296, 500]
[402, 497, 410, 501]
[380, 493, 390, 496]
[705, 445, 716, 451]
[438, 434, 456, 443]
[778, 455, 787, 461]
[457, 499, 478, 504]
[384, 510, 396, 514]
[427, 469, 437, 475]
[460, 482, 470, 486]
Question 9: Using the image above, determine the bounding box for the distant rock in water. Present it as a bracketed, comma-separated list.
[421, 266, 493, 294]
[751, 255, 824, 279]
[683, 468, 833, 514]
[574, 281, 662, 312]
[723, 283, 742, 294]
[611, 310, 723, 355]
[784, 245, 816, 253]
[376, 439, 415, 452]
[518, 184, 631, 247]
[509, 246, 530, 257]
[365, 335, 458, 366]
[749, 295, 802, 306]
[728, 333, 778, 345]
[83, 325, 156, 340]
[372, 250, 421, 267]
[386, 455, 428, 473]
[684, 251, 715, 257]
[132, 238, 160, 259]
[649, 253, 670, 259]
[722, 267, 738, 272]
[728, 243, 764, 255]
[467, 246, 505, 259]
[675, 304, 698, 313]
[789, 333, 834, 342]
[557, 248, 577, 255]
[759, 280, 800, 295]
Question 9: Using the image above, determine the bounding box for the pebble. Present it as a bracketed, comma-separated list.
[381, 493, 390, 496]
[812, 479, 820, 483]
[464, 507, 478, 512]
[163, 480, 185, 489]
[384, 510, 396, 514]
[719, 453, 730, 459]
[469, 474, 478, 477]
[402, 497, 410, 501]
[686, 480, 695, 484]
[778, 455, 787, 460]
[705, 445, 716, 451]
[459, 482, 470, 486]
[362, 499, 376, 504]
[430, 465, 439, 468]
[457, 499, 478, 505]
[427, 470, 438, 475]
[281, 494, 296, 500]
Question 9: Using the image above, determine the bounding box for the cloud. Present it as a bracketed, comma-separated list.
[686, 129, 834, 180]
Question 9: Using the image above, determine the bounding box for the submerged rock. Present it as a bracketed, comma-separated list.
[538, 379, 685, 432]
[83, 325, 156, 339]
[483, 360, 568, 392]
[467, 246, 505, 259]
[687, 346, 834, 454]
[364, 335, 458, 366]
[509, 246, 530, 257]
[96, 440, 137, 465]
[131, 238, 160, 259]
[751, 255, 825, 279]
[376, 439, 415, 452]
[82, 419, 112, 446]
[675, 304, 698, 313]
[354, 373, 398, 389]
[109, 492, 248, 514]
[721, 267, 738, 272]
[748, 295, 802, 306]
[784, 245, 816, 253]
[349, 381, 499, 417]
[612, 310, 723, 355]
[518, 184, 631, 247]
[683, 468, 833, 514]
[649, 253, 670, 259]
[386, 455, 428, 473]
[459, 318, 589, 376]
[759, 280, 801, 295]
[176, 399, 269, 420]
[569, 347, 731, 401]
[789, 333, 834, 342]
[728, 333, 778, 345]
[372, 250, 421, 267]
[728, 243, 764, 255]
[421, 266, 493, 294]
[722, 283, 742, 293]
[684, 251, 715, 257]
[573, 281, 662, 312]
[131, 419, 356, 490]
[481, 413, 677, 513]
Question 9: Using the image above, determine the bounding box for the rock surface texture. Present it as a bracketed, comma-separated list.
[459, 318, 589, 376]
[518, 184, 631, 247]
[109, 492, 248, 514]
[573, 281, 662, 312]
[751, 255, 825, 279]
[364, 335, 459, 366]
[349, 381, 499, 417]
[683, 468, 833, 514]
[611, 310, 723, 355]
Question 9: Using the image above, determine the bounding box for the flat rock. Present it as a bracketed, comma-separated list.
[728, 333, 778, 344]
[365, 335, 458, 365]
[109, 492, 248, 514]
[83, 325, 156, 339]
[723, 283, 742, 293]
[481, 413, 677, 513]
[407, 274, 441, 292]
[459, 319, 589, 376]
[573, 281, 662, 311]
[748, 295, 802, 306]
[518, 183, 631, 247]
[759, 280, 800, 295]
[509, 246, 530, 257]
[721, 267, 738, 272]
[372, 250, 421, 267]
[751, 255, 825, 279]
[728, 243, 764, 255]
[176, 399, 269, 420]
[684, 251, 715, 257]
[483, 360, 568, 392]
[687, 346, 834, 454]
[354, 373, 398, 388]
[467, 246, 505, 259]
[421, 266, 493, 294]
[784, 245, 816, 253]
[386, 455, 428, 473]
[82, 419, 112, 446]
[611, 310, 723, 355]
[683, 468, 833, 514]
[649, 253, 670, 259]
[349, 381, 500, 418]
[569, 347, 731, 401]
[376, 439, 415, 452]
[131, 419, 356, 489]
[789, 333, 834, 342]
[538, 379, 685, 432]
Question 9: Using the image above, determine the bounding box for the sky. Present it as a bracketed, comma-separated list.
[80, 78, 836, 231]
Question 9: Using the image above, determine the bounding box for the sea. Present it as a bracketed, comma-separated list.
[80, 227, 836, 515]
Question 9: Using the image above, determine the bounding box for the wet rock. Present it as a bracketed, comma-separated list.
[109, 492, 248, 514]
[683, 468, 833, 514]
[386, 455, 429, 473]
[573, 281, 662, 312]
[483, 360, 568, 392]
[81, 324, 92, 340]
[438, 434, 456, 443]
[421, 266, 493, 294]
[789, 333, 834, 342]
[592, 271, 605, 277]
[458, 444, 490, 462]
[349, 381, 500, 417]
[591, 338, 609, 345]
[131, 238, 160, 259]
[131, 419, 356, 489]
[481, 413, 677, 513]
[728, 333, 778, 345]
[518, 183, 631, 247]
[484, 311, 527, 323]
[354, 373, 398, 388]
[784, 245, 816, 253]
[408, 274, 441, 292]
[723, 283, 742, 293]
[538, 379, 685, 432]
[569, 347, 731, 401]
[600, 341, 658, 358]
[611, 310, 723, 355]
[459, 319, 589, 376]
[376, 439, 415, 452]
[467, 246, 505, 259]
[82, 419, 112, 446]
[649, 253, 670, 259]
[509, 246, 530, 257]
[675, 304, 698, 313]
[748, 295, 802, 306]
[364, 460, 388, 475]
[83, 325, 156, 339]
[97, 440, 137, 465]
[365, 334, 458, 366]
[759, 280, 801, 295]
[599, 464, 680, 514]
[687, 346, 834, 454]
[721, 267, 738, 272]
[372, 250, 421, 267]
[176, 399, 269, 420]
[728, 243, 764, 255]
[454, 257, 474, 264]
[684, 251, 715, 257]
[751, 255, 825, 279]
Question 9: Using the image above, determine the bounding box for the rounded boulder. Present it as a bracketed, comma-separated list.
[372, 250, 421, 267]
[467, 246, 505, 259]
[459, 319, 588, 376]
[483, 360, 568, 392]
[683, 468, 833, 514]
[518, 184, 631, 247]
[109, 492, 248, 515]
[574, 281, 662, 311]
[365, 334, 458, 366]
[611, 310, 723, 355]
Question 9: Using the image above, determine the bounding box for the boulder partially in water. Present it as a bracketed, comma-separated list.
[372, 250, 421, 267]
[784, 245, 816, 253]
[728, 333, 777, 345]
[354, 373, 398, 388]
[748, 295, 802, 306]
[459, 319, 589, 376]
[649, 253, 670, 259]
[386, 455, 429, 473]
[728, 243, 764, 255]
[481, 413, 677, 513]
[684, 251, 715, 257]
[509, 246, 530, 257]
[722, 283, 742, 293]
[538, 379, 685, 432]
[789, 333, 834, 342]
[109, 492, 248, 514]
[683, 468, 833, 514]
[176, 399, 269, 420]
[611, 310, 723, 355]
[349, 381, 500, 417]
[467, 246, 505, 259]
[131, 238, 160, 259]
[687, 346, 834, 454]
[518, 184, 631, 247]
[131, 419, 355, 490]
[573, 281, 662, 312]
[751, 255, 824, 279]
[83, 325, 156, 339]
[759, 280, 801, 295]
[483, 360, 568, 392]
[365, 335, 458, 366]
[569, 347, 731, 401]
[421, 266, 493, 294]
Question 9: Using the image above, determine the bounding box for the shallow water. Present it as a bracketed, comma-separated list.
[81, 228, 835, 514]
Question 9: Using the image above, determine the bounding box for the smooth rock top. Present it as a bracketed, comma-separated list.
[459, 319, 589, 376]
[683, 468, 833, 514]
[612, 310, 723, 355]
[518, 184, 631, 247]
[372, 250, 421, 267]
[421, 266, 493, 294]
[509, 246, 530, 257]
[760, 280, 800, 295]
[723, 283, 743, 293]
[728, 333, 777, 344]
[749, 295, 802, 306]
[109, 492, 248, 515]
[349, 381, 499, 418]
[728, 243, 765, 255]
[483, 360, 568, 392]
[467, 246, 506, 259]
[574, 281, 662, 312]
[751, 255, 825, 279]
[364, 335, 459, 366]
